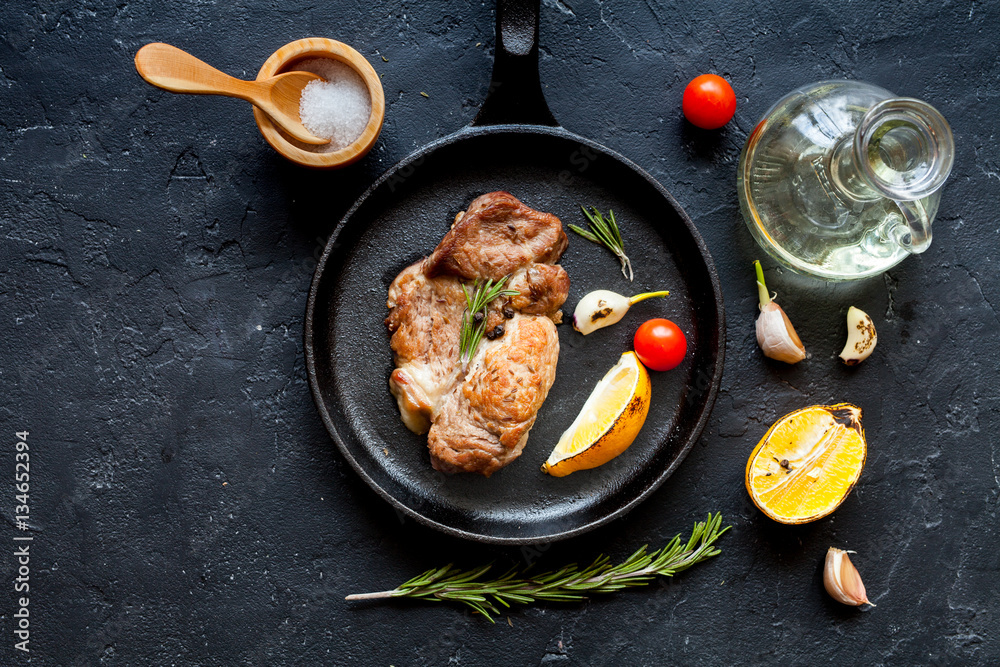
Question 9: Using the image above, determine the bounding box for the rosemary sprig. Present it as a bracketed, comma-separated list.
[346, 513, 729, 622]
[459, 276, 519, 364]
[570, 206, 634, 281]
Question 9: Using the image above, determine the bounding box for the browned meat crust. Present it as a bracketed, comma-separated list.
[385, 192, 569, 476]
[425, 191, 568, 281]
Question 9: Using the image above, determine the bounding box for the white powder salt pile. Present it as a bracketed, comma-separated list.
[296, 58, 371, 153]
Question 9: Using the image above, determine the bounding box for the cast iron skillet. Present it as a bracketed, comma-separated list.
[304, 0, 725, 544]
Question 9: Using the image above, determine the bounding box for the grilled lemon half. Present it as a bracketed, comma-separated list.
[746, 403, 866, 524]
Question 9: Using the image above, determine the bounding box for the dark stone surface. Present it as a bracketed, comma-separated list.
[1, 0, 998, 664]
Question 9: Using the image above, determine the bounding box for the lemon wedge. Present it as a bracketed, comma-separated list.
[542, 351, 651, 477]
[746, 403, 866, 524]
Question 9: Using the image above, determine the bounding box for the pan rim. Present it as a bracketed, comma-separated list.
[304, 123, 726, 544]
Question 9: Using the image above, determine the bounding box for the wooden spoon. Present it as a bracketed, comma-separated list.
[135, 42, 329, 145]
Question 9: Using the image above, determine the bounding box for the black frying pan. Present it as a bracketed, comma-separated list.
[304, 0, 725, 544]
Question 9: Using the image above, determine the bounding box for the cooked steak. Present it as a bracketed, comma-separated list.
[386, 192, 569, 476]
[425, 192, 567, 281]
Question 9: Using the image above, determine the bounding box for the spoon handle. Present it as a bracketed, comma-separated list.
[134, 43, 258, 102]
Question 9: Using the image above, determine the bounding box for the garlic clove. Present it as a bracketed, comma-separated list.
[573, 290, 631, 335]
[756, 302, 807, 363]
[824, 547, 875, 607]
[839, 306, 877, 365]
[752, 260, 806, 364]
[572, 290, 669, 335]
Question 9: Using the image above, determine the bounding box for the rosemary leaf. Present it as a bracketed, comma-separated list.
[346, 513, 730, 622]
[458, 276, 519, 364]
[567, 224, 600, 243]
[572, 206, 634, 281]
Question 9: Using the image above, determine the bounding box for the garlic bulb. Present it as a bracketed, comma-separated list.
[572, 290, 668, 335]
[824, 547, 875, 607]
[839, 306, 877, 365]
[753, 261, 806, 364]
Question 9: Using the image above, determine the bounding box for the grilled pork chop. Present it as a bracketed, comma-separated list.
[385, 192, 569, 476]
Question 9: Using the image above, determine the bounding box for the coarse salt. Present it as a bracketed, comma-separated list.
[296, 58, 371, 153]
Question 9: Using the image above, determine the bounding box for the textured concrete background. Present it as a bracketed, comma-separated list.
[1, 0, 998, 664]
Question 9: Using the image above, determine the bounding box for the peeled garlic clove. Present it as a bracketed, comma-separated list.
[839, 306, 877, 365]
[572, 290, 668, 335]
[756, 302, 806, 364]
[824, 547, 875, 607]
[573, 290, 630, 334]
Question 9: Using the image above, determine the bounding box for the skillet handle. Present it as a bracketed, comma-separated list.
[472, 0, 558, 127]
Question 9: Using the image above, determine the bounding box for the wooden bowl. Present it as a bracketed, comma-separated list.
[254, 38, 384, 169]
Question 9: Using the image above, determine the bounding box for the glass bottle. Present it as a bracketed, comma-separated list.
[737, 81, 954, 280]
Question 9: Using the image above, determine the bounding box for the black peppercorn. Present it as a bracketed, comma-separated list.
[473, 311, 484, 325]
[502, 306, 514, 319]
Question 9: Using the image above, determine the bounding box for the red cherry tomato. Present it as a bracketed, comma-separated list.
[634, 319, 687, 371]
[682, 74, 736, 129]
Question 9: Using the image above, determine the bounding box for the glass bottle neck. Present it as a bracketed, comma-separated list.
[829, 97, 954, 203]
